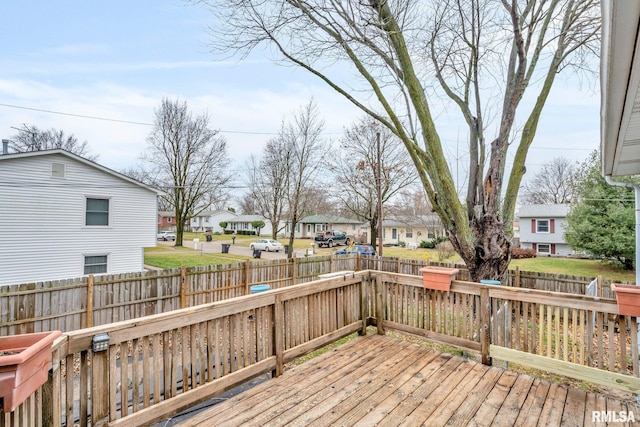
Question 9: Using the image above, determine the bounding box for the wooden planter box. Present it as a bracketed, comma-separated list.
[611, 284, 640, 317]
[0, 331, 61, 412]
[419, 267, 460, 291]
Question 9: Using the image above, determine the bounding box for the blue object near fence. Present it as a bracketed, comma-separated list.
[480, 280, 502, 286]
[250, 284, 271, 294]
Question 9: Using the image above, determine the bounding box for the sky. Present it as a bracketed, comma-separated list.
[1, 1, 600, 198]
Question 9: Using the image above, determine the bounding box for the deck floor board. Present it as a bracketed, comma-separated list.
[174, 334, 639, 427]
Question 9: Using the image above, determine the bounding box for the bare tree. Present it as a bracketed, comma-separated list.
[331, 117, 418, 246]
[200, 0, 599, 281]
[142, 98, 231, 246]
[284, 100, 327, 258]
[521, 157, 577, 205]
[245, 137, 290, 239]
[9, 124, 98, 161]
[238, 192, 258, 215]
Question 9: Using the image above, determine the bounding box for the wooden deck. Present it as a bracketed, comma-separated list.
[175, 334, 640, 426]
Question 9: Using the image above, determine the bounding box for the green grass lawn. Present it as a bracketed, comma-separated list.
[148, 235, 636, 283]
[145, 243, 249, 269]
[510, 257, 635, 282]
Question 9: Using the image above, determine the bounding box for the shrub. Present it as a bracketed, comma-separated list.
[420, 240, 436, 249]
[435, 241, 456, 261]
[511, 248, 536, 259]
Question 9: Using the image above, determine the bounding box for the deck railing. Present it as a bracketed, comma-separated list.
[3, 270, 640, 427]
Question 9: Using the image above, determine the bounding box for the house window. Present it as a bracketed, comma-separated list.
[406, 228, 413, 238]
[537, 244, 551, 254]
[168, 217, 173, 223]
[51, 162, 66, 178]
[427, 232, 435, 239]
[536, 219, 549, 233]
[84, 255, 108, 275]
[86, 198, 109, 226]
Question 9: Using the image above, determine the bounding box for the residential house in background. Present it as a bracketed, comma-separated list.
[374, 215, 445, 246]
[157, 211, 176, 232]
[293, 215, 365, 239]
[189, 209, 237, 233]
[226, 214, 274, 236]
[0, 149, 160, 286]
[518, 204, 573, 256]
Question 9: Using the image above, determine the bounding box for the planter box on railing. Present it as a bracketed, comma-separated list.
[419, 266, 460, 291]
[0, 331, 61, 412]
[611, 283, 640, 317]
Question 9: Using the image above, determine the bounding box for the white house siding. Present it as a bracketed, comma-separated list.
[190, 210, 237, 233]
[0, 152, 158, 286]
[518, 204, 573, 256]
[227, 215, 274, 236]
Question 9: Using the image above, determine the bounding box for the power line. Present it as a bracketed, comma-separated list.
[0, 103, 153, 126]
[0, 102, 337, 136]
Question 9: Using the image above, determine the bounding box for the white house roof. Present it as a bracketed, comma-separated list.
[601, 0, 640, 177]
[517, 204, 570, 218]
[0, 149, 162, 195]
[193, 209, 237, 218]
[299, 214, 363, 224]
[227, 215, 267, 222]
[381, 215, 442, 227]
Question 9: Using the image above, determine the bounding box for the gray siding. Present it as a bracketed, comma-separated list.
[0, 153, 157, 286]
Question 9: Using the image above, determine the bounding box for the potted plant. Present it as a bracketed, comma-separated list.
[611, 284, 640, 317]
[0, 331, 61, 412]
[419, 266, 460, 291]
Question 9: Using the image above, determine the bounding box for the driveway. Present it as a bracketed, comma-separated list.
[158, 239, 313, 260]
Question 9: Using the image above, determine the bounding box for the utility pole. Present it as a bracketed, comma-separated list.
[376, 132, 383, 257]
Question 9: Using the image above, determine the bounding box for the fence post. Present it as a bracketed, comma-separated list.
[244, 260, 251, 295]
[598, 275, 603, 298]
[329, 253, 334, 273]
[480, 286, 491, 365]
[87, 275, 94, 328]
[291, 257, 297, 286]
[180, 266, 188, 309]
[515, 266, 521, 288]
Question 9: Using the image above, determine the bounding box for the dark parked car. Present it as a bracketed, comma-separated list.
[334, 244, 376, 256]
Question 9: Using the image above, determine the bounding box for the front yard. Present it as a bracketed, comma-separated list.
[146, 236, 636, 283]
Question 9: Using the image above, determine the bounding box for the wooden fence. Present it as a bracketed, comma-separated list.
[4, 269, 640, 427]
[0, 255, 629, 336]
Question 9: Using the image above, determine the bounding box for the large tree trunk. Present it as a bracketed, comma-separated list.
[449, 210, 511, 282]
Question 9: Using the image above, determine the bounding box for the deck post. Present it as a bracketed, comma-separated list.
[480, 286, 491, 365]
[360, 277, 367, 335]
[91, 350, 110, 426]
[375, 274, 385, 335]
[273, 294, 284, 377]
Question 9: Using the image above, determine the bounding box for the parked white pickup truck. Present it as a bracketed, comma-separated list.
[157, 231, 176, 241]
